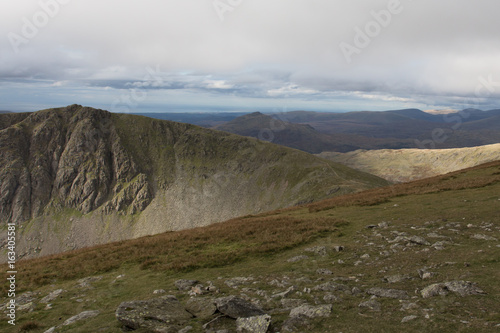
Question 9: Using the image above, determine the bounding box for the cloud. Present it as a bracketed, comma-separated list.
[0, 0, 499, 112]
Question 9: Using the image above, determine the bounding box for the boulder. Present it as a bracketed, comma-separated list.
[116, 295, 193, 332]
[215, 296, 266, 319]
[185, 297, 217, 320]
[236, 314, 272, 333]
[289, 304, 332, 318]
[175, 279, 199, 291]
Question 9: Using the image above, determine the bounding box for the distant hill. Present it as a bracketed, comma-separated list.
[0, 110, 12, 114]
[213, 109, 500, 152]
[0, 105, 388, 260]
[318, 143, 500, 182]
[132, 112, 244, 127]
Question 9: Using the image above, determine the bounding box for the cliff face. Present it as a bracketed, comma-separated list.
[0, 105, 151, 225]
[0, 105, 388, 260]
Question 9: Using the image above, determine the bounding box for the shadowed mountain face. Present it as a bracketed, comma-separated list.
[212, 109, 500, 152]
[0, 105, 388, 260]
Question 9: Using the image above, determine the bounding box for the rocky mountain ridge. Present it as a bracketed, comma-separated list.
[0, 105, 388, 260]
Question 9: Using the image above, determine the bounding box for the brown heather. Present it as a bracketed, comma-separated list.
[7, 215, 345, 293]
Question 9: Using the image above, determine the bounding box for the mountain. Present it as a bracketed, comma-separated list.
[280, 109, 500, 148]
[0, 105, 388, 260]
[132, 112, 245, 127]
[0, 110, 12, 114]
[2, 160, 499, 332]
[318, 143, 500, 182]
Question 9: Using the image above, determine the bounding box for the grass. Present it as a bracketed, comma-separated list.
[1, 161, 499, 332]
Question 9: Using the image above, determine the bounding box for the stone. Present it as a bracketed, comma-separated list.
[281, 315, 311, 332]
[366, 287, 409, 299]
[323, 293, 341, 303]
[236, 314, 271, 333]
[185, 297, 217, 320]
[471, 234, 498, 241]
[43, 327, 56, 333]
[421, 281, 485, 298]
[153, 289, 166, 294]
[280, 298, 307, 308]
[333, 245, 344, 252]
[225, 277, 254, 288]
[384, 274, 411, 283]
[116, 295, 193, 332]
[406, 235, 430, 246]
[215, 296, 266, 319]
[175, 279, 199, 291]
[316, 268, 333, 275]
[304, 246, 328, 256]
[289, 304, 332, 318]
[271, 286, 295, 299]
[401, 315, 418, 323]
[17, 302, 36, 312]
[63, 310, 100, 326]
[287, 255, 309, 263]
[40, 289, 66, 303]
[77, 276, 103, 289]
[401, 302, 419, 311]
[358, 299, 381, 311]
[178, 326, 193, 333]
[421, 283, 449, 298]
[313, 282, 350, 293]
[444, 281, 486, 296]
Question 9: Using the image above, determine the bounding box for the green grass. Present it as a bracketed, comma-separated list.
[1, 162, 499, 332]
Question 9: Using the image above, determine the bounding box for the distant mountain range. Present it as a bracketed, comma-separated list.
[0, 105, 387, 260]
[138, 108, 500, 152]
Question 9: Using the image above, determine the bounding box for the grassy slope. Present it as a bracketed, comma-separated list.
[318, 143, 500, 183]
[2, 162, 500, 332]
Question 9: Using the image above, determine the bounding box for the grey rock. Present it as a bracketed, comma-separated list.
[271, 286, 295, 299]
[225, 277, 254, 289]
[384, 274, 411, 283]
[287, 255, 309, 263]
[313, 282, 350, 293]
[333, 245, 344, 252]
[366, 287, 409, 299]
[40, 289, 66, 303]
[281, 315, 311, 332]
[401, 302, 419, 311]
[63, 310, 100, 326]
[421, 281, 485, 298]
[215, 296, 266, 319]
[323, 293, 341, 303]
[175, 279, 199, 291]
[77, 276, 103, 289]
[185, 297, 217, 320]
[43, 327, 56, 333]
[421, 283, 449, 298]
[401, 315, 418, 323]
[153, 289, 166, 294]
[17, 302, 36, 312]
[407, 235, 430, 246]
[289, 304, 332, 318]
[316, 268, 333, 275]
[280, 298, 307, 309]
[236, 314, 271, 333]
[304, 246, 327, 256]
[444, 281, 486, 296]
[115, 295, 193, 332]
[471, 234, 498, 241]
[358, 299, 381, 311]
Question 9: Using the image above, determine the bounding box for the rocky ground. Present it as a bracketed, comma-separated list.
[4, 214, 499, 333]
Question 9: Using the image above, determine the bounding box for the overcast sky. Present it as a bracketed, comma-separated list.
[1, 0, 500, 113]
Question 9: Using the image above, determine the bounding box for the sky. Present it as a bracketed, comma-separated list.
[1, 0, 500, 113]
